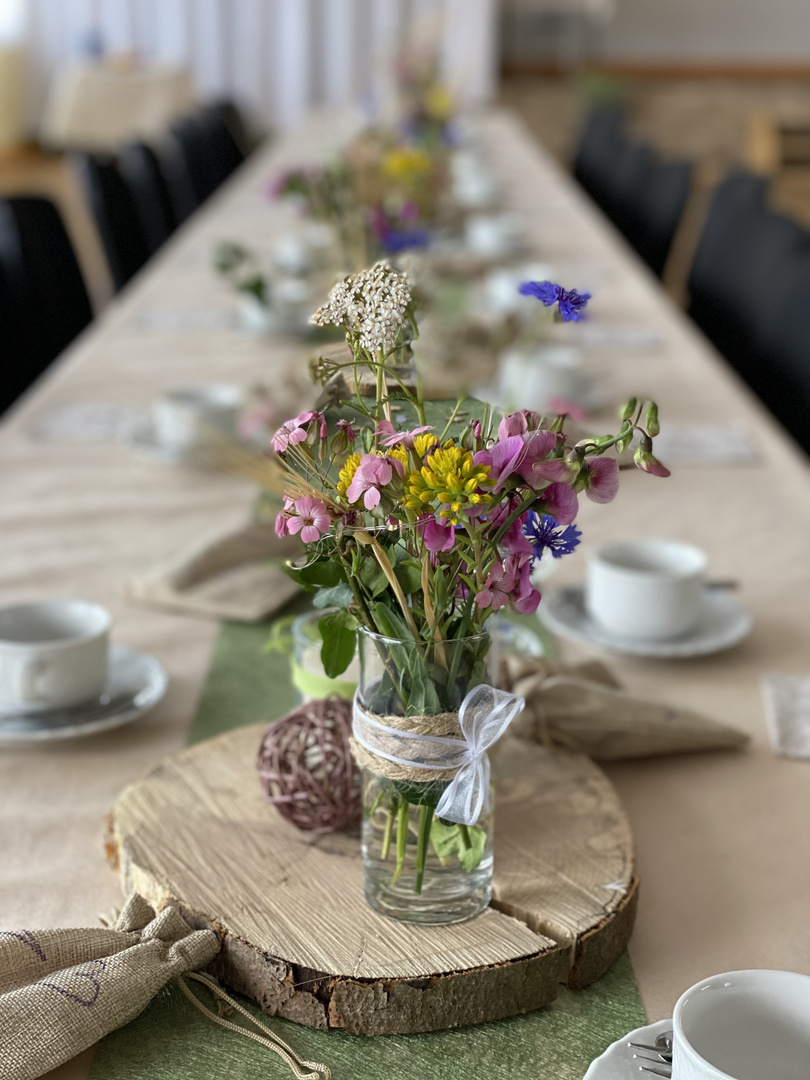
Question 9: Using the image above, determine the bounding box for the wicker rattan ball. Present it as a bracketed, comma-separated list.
[256, 697, 361, 833]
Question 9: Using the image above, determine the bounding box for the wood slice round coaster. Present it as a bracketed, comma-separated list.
[108, 727, 638, 1036]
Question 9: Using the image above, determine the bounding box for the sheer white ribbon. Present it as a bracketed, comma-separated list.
[352, 685, 524, 826]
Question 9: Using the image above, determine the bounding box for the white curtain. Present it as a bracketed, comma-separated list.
[24, 0, 499, 131]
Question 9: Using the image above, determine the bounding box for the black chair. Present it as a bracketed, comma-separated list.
[197, 106, 245, 182]
[750, 251, 810, 451]
[118, 141, 177, 256]
[573, 104, 626, 212]
[688, 173, 807, 373]
[211, 99, 255, 159]
[74, 154, 150, 292]
[0, 197, 93, 413]
[631, 158, 693, 277]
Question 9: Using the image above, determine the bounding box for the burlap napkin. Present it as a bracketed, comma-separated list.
[0, 895, 218, 1080]
[500, 653, 749, 760]
[125, 520, 301, 623]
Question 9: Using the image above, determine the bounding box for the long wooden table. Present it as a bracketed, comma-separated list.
[2, 108, 809, 1078]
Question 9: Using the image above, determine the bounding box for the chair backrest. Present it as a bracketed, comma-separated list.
[163, 114, 222, 219]
[210, 99, 255, 159]
[573, 104, 626, 210]
[74, 154, 150, 292]
[0, 197, 93, 412]
[118, 141, 176, 256]
[632, 158, 693, 277]
[197, 107, 246, 183]
[750, 250, 810, 452]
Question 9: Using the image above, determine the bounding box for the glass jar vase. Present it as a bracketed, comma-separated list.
[355, 626, 498, 925]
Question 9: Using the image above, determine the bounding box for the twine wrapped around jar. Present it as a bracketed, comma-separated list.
[351, 685, 524, 826]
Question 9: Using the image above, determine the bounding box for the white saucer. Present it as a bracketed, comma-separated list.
[0, 645, 168, 745]
[584, 1019, 672, 1079]
[541, 585, 752, 658]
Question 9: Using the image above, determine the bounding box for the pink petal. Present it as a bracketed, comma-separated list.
[287, 517, 303, 535]
[531, 459, 574, 483]
[364, 487, 381, 509]
[274, 513, 289, 537]
[345, 477, 364, 503]
[544, 482, 579, 526]
[300, 525, 320, 543]
[514, 588, 542, 615]
[586, 457, 620, 504]
[497, 412, 528, 440]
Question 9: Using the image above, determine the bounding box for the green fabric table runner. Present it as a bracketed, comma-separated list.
[90, 602, 645, 1079]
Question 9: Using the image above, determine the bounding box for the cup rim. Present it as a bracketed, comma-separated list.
[0, 600, 111, 649]
[672, 968, 810, 1080]
[591, 538, 707, 581]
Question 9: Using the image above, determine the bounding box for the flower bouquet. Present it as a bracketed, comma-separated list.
[263, 262, 668, 923]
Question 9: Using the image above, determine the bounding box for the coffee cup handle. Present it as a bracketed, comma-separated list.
[17, 658, 47, 703]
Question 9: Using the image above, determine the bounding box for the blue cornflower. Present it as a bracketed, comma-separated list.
[518, 280, 591, 322]
[381, 227, 432, 254]
[522, 512, 582, 561]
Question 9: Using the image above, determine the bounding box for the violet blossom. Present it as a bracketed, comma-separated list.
[519, 280, 591, 322]
[522, 512, 581, 561]
[585, 456, 620, 503]
[475, 561, 515, 612]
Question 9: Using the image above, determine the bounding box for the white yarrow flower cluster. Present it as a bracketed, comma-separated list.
[310, 261, 411, 354]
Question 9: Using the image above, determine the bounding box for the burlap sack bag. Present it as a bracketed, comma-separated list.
[0, 895, 331, 1080]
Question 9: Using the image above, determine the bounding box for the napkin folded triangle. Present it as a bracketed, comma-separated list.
[500, 653, 750, 760]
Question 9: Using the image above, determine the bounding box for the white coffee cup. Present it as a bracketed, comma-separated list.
[0, 601, 110, 713]
[586, 538, 707, 641]
[152, 385, 241, 452]
[672, 969, 810, 1079]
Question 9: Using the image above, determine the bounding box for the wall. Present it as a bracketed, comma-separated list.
[23, 0, 498, 133]
[603, 0, 810, 63]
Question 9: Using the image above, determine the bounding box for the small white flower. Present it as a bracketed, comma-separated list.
[310, 261, 412, 354]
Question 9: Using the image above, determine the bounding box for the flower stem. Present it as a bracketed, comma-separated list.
[391, 799, 410, 885]
[381, 798, 397, 861]
[458, 824, 473, 851]
[415, 804, 432, 895]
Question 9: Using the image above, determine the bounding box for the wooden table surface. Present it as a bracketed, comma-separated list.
[2, 108, 809, 1078]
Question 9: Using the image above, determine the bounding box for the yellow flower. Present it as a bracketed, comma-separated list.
[337, 453, 362, 498]
[382, 147, 432, 185]
[412, 433, 439, 457]
[404, 446, 492, 525]
[425, 85, 453, 122]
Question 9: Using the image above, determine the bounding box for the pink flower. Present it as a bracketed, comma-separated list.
[497, 410, 541, 440]
[336, 418, 357, 443]
[515, 430, 558, 486]
[634, 449, 671, 478]
[418, 516, 455, 553]
[498, 507, 534, 557]
[272, 411, 317, 453]
[345, 453, 406, 509]
[475, 561, 516, 612]
[543, 482, 579, 526]
[274, 512, 289, 537]
[530, 458, 576, 484]
[285, 497, 331, 544]
[505, 553, 541, 615]
[380, 423, 434, 449]
[474, 435, 524, 489]
[548, 397, 587, 421]
[586, 457, 620, 503]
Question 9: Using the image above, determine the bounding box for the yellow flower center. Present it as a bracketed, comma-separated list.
[337, 453, 362, 499]
[403, 446, 492, 525]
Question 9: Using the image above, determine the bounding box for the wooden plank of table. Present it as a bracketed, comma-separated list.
[1, 108, 809, 1079]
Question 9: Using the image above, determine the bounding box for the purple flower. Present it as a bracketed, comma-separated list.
[381, 227, 431, 254]
[543, 482, 579, 525]
[504, 552, 541, 614]
[519, 280, 591, 322]
[418, 516, 456, 553]
[522, 512, 581, 561]
[475, 561, 515, 612]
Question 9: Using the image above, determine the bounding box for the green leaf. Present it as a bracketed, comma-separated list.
[319, 610, 357, 678]
[429, 820, 486, 872]
[286, 559, 343, 591]
[394, 560, 422, 595]
[358, 558, 389, 597]
[313, 583, 354, 609]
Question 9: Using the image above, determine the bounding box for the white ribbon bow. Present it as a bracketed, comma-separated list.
[352, 684, 524, 827]
[434, 685, 525, 826]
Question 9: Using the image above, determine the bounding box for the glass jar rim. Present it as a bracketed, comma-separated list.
[358, 625, 490, 646]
